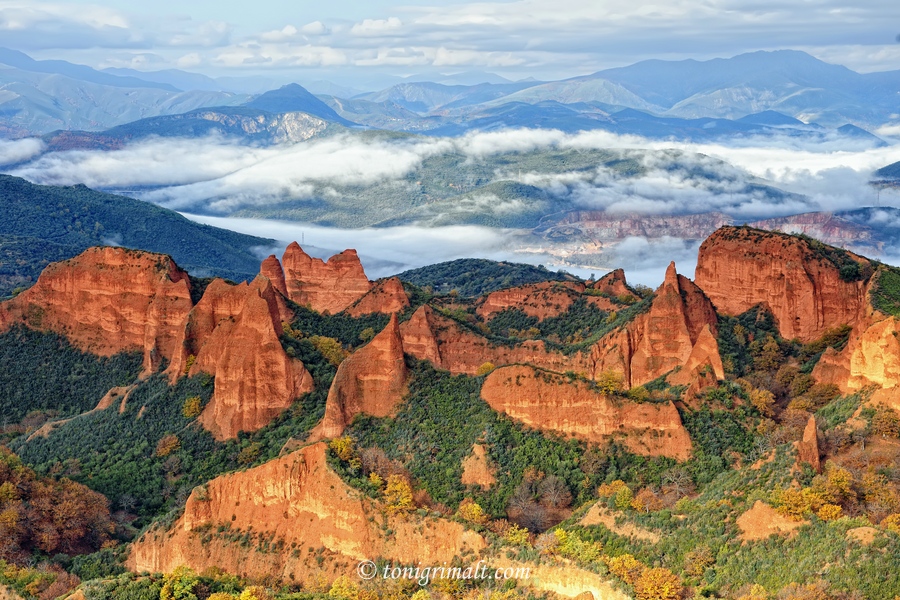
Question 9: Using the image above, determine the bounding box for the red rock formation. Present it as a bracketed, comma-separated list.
[590, 262, 721, 387]
[260, 254, 288, 298]
[481, 366, 692, 460]
[400, 305, 592, 376]
[317, 314, 408, 438]
[281, 243, 372, 314]
[0, 247, 193, 372]
[127, 442, 485, 584]
[345, 277, 410, 317]
[592, 269, 631, 297]
[476, 281, 586, 321]
[694, 226, 869, 342]
[185, 276, 313, 440]
[797, 415, 821, 472]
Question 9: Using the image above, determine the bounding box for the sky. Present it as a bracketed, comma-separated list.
[2, 0, 899, 86]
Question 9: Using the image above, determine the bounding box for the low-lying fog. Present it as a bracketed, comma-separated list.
[4, 127, 899, 287]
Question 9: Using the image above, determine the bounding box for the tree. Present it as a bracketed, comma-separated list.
[384, 475, 414, 515]
[634, 567, 682, 600]
[597, 370, 624, 395]
[749, 388, 775, 417]
[539, 475, 572, 509]
[475, 362, 496, 376]
[182, 396, 202, 418]
[155, 434, 180, 457]
[456, 498, 488, 525]
[606, 554, 645, 585]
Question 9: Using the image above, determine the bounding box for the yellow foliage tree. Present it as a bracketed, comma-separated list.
[597, 370, 625, 395]
[328, 576, 359, 600]
[749, 388, 775, 417]
[475, 362, 496, 376]
[310, 335, 347, 366]
[384, 475, 415, 515]
[607, 554, 645, 585]
[614, 486, 634, 511]
[456, 497, 488, 525]
[504, 523, 530, 546]
[597, 480, 627, 498]
[182, 396, 202, 419]
[882, 513, 900, 534]
[817, 503, 842, 521]
[634, 567, 682, 600]
[631, 488, 663, 513]
[240, 587, 271, 600]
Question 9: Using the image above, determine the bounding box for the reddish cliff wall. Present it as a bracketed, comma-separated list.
[0, 247, 193, 372]
[694, 227, 868, 342]
[127, 443, 485, 584]
[282, 243, 372, 314]
[481, 365, 692, 460]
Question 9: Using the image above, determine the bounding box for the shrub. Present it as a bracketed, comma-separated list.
[634, 567, 682, 600]
[606, 554, 645, 585]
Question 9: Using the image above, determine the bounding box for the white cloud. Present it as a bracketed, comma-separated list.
[351, 17, 403, 37]
[0, 138, 45, 166]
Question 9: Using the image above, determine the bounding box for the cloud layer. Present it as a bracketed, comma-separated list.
[5, 0, 900, 80]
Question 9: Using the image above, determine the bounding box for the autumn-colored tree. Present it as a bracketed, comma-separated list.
[606, 553, 645, 585]
[634, 567, 682, 600]
[329, 436, 362, 470]
[240, 586, 271, 600]
[504, 523, 530, 546]
[597, 370, 625, 395]
[683, 546, 714, 578]
[597, 480, 627, 498]
[881, 513, 900, 534]
[328, 575, 359, 600]
[359, 327, 376, 343]
[749, 388, 775, 417]
[631, 488, 663, 513]
[156, 434, 180, 457]
[475, 362, 496, 376]
[384, 475, 415, 515]
[872, 405, 900, 437]
[817, 503, 842, 521]
[182, 396, 202, 418]
[456, 498, 488, 525]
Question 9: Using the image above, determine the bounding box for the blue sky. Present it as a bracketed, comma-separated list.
[2, 0, 899, 85]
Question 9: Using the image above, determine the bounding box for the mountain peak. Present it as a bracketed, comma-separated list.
[245, 84, 355, 125]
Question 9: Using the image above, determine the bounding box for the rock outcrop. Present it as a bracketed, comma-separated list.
[590, 262, 722, 387]
[694, 226, 869, 342]
[260, 254, 289, 298]
[400, 305, 591, 376]
[591, 269, 631, 297]
[797, 415, 822, 472]
[476, 281, 586, 321]
[460, 443, 497, 489]
[128, 442, 485, 583]
[282, 243, 372, 314]
[345, 277, 410, 317]
[160, 274, 312, 440]
[181, 276, 313, 440]
[0, 247, 193, 372]
[317, 315, 408, 438]
[481, 365, 692, 460]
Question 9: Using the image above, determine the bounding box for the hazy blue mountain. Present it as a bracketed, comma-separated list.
[358, 81, 542, 112]
[102, 67, 225, 92]
[0, 47, 176, 91]
[875, 161, 900, 180]
[736, 111, 808, 127]
[0, 174, 274, 297]
[0, 51, 248, 136]
[39, 106, 341, 152]
[244, 84, 356, 126]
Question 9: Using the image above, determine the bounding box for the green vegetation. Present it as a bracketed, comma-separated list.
[341, 360, 676, 519]
[872, 265, 900, 317]
[0, 174, 272, 297]
[397, 258, 575, 297]
[796, 233, 873, 283]
[0, 326, 142, 424]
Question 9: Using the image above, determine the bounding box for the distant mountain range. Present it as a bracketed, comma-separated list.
[2, 48, 899, 138]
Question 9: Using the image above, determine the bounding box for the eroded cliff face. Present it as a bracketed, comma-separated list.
[0, 247, 193, 372]
[476, 281, 586, 321]
[282, 243, 372, 314]
[399, 305, 592, 376]
[318, 314, 408, 438]
[187, 276, 313, 440]
[694, 227, 869, 342]
[813, 290, 900, 404]
[590, 262, 722, 387]
[345, 277, 410, 317]
[481, 366, 692, 460]
[127, 443, 485, 583]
